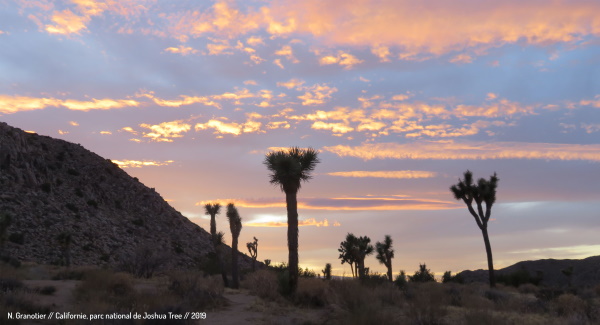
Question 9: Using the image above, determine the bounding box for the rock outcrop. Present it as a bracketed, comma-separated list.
[0, 122, 241, 271]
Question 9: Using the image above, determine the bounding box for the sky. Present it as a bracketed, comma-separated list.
[1, 0, 599, 277]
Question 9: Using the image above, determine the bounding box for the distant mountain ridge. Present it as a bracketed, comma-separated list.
[0, 122, 246, 270]
[457, 255, 600, 287]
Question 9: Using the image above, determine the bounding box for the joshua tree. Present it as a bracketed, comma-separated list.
[214, 231, 229, 287]
[264, 259, 271, 267]
[376, 235, 395, 282]
[246, 236, 258, 271]
[226, 203, 243, 289]
[450, 170, 499, 288]
[56, 232, 72, 267]
[338, 233, 358, 278]
[204, 202, 221, 241]
[0, 212, 12, 255]
[204, 202, 229, 286]
[355, 235, 374, 280]
[264, 147, 319, 294]
[322, 263, 332, 280]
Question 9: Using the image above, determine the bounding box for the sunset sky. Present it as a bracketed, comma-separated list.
[1, 0, 599, 276]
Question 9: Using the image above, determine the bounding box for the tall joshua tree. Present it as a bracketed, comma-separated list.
[204, 202, 221, 242]
[450, 170, 499, 288]
[338, 233, 359, 278]
[204, 202, 228, 287]
[264, 147, 319, 294]
[246, 236, 258, 271]
[226, 203, 243, 289]
[376, 235, 395, 282]
[355, 235, 374, 280]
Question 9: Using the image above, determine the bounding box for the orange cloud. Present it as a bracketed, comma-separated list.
[318, 51, 363, 69]
[0, 95, 139, 114]
[324, 141, 600, 161]
[297, 84, 338, 105]
[45, 9, 89, 35]
[111, 159, 175, 168]
[246, 218, 341, 227]
[140, 120, 192, 142]
[327, 170, 437, 179]
[198, 195, 459, 211]
[277, 78, 305, 89]
[165, 45, 198, 55]
[311, 121, 353, 134]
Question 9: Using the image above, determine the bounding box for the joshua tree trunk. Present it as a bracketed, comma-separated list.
[386, 261, 393, 282]
[231, 237, 239, 289]
[286, 189, 299, 293]
[481, 227, 496, 288]
[215, 246, 229, 287]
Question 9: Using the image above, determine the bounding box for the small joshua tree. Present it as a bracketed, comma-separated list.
[338, 233, 358, 278]
[246, 237, 258, 271]
[375, 235, 394, 282]
[204, 202, 221, 242]
[355, 236, 374, 280]
[450, 170, 499, 288]
[226, 203, 242, 289]
[322, 263, 332, 280]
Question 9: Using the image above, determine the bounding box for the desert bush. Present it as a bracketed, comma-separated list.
[0, 277, 24, 292]
[497, 269, 542, 287]
[75, 269, 137, 314]
[294, 277, 330, 307]
[464, 309, 507, 325]
[442, 271, 464, 284]
[394, 270, 408, 289]
[519, 283, 540, 295]
[409, 264, 436, 283]
[117, 244, 168, 278]
[241, 269, 282, 301]
[8, 232, 24, 245]
[405, 282, 448, 325]
[553, 293, 587, 317]
[51, 266, 95, 280]
[167, 271, 224, 310]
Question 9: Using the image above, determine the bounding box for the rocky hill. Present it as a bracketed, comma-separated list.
[0, 122, 247, 271]
[457, 256, 600, 288]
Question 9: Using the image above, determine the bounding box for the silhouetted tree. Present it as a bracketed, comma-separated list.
[204, 202, 229, 286]
[376, 235, 394, 282]
[226, 203, 242, 289]
[450, 170, 499, 288]
[204, 202, 221, 242]
[409, 263, 435, 283]
[264, 147, 319, 294]
[355, 236, 374, 280]
[264, 259, 271, 267]
[246, 236, 258, 271]
[56, 232, 72, 267]
[338, 233, 358, 278]
[213, 231, 229, 287]
[322, 263, 332, 280]
[0, 212, 12, 255]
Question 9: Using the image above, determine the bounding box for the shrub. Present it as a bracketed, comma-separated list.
[294, 277, 329, 307]
[496, 269, 542, 287]
[86, 199, 98, 208]
[394, 270, 408, 289]
[553, 293, 587, 317]
[442, 271, 464, 284]
[167, 271, 224, 310]
[409, 264, 436, 283]
[242, 269, 282, 301]
[117, 244, 168, 278]
[65, 203, 79, 213]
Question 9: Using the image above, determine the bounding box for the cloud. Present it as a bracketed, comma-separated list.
[139, 120, 192, 142]
[277, 78, 305, 89]
[327, 170, 437, 179]
[111, 159, 175, 168]
[164, 45, 198, 55]
[324, 141, 600, 161]
[311, 121, 354, 134]
[246, 217, 341, 227]
[297, 84, 338, 105]
[0, 95, 140, 114]
[318, 51, 363, 69]
[194, 116, 264, 136]
[45, 9, 89, 35]
[199, 195, 459, 211]
[274, 45, 299, 63]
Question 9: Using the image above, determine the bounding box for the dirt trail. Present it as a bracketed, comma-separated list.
[206, 289, 324, 325]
